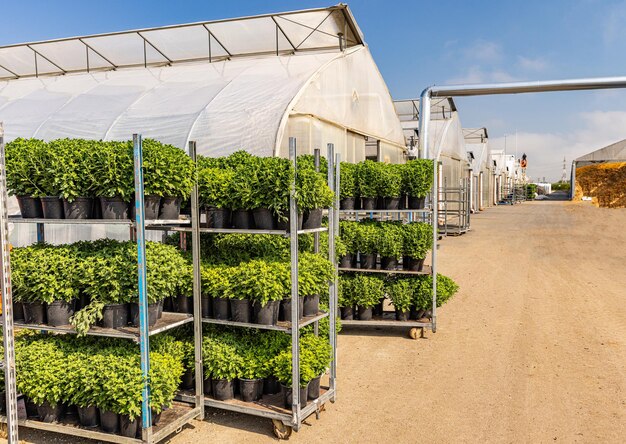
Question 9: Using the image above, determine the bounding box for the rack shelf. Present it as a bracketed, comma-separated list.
[13, 312, 193, 342]
[144, 226, 328, 235]
[338, 265, 432, 275]
[338, 209, 431, 214]
[8, 217, 190, 226]
[0, 403, 200, 444]
[201, 311, 329, 332]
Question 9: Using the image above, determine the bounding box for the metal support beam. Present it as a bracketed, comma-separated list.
[133, 134, 152, 442]
[327, 143, 338, 400]
[0, 123, 19, 443]
[27, 45, 67, 74]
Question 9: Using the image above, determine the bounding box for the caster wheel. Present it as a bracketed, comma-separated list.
[272, 419, 293, 440]
[409, 327, 422, 340]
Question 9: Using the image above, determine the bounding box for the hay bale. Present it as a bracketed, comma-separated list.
[576, 162, 626, 208]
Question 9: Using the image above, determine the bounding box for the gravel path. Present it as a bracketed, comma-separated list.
[18, 199, 626, 443]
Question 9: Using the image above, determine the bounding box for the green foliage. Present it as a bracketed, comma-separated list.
[92, 141, 135, 201]
[143, 139, 195, 199]
[375, 222, 403, 258]
[300, 334, 332, 377]
[413, 274, 459, 309]
[226, 260, 289, 304]
[377, 163, 403, 197]
[354, 221, 379, 254]
[5, 138, 48, 197]
[202, 337, 243, 380]
[297, 154, 328, 177]
[272, 348, 317, 387]
[198, 167, 234, 209]
[339, 162, 357, 198]
[356, 160, 381, 198]
[402, 159, 434, 198]
[402, 222, 433, 259]
[351, 274, 385, 308]
[386, 279, 414, 311]
[296, 168, 334, 211]
[551, 182, 570, 191]
[339, 221, 360, 254]
[48, 139, 99, 200]
[297, 253, 334, 297]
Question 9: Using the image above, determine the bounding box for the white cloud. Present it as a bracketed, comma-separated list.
[489, 111, 626, 181]
[517, 56, 548, 72]
[447, 66, 520, 84]
[463, 39, 502, 62]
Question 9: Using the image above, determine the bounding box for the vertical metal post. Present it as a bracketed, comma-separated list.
[327, 144, 338, 400]
[313, 149, 320, 336]
[36, 223, 45, 243]
[288, 137, 301, 429]
[188, 141, 204, 420]
[431, 156, 438, 333]
[133, 134, 152, 442]
[570, 162, 576, 200]
[0, 123, 19, 444]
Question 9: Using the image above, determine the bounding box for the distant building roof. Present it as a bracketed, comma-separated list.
[576, 139, 626, 164]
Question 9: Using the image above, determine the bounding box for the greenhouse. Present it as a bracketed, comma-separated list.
[464, 127, 493, 211]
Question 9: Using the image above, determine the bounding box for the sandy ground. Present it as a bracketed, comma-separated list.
[16, 198, 626, 443]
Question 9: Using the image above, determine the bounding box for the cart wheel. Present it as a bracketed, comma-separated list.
[409, 327, 422, 340]
[272, 419, 293, 440]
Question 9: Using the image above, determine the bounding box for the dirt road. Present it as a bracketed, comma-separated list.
[19, 200, 626, 443]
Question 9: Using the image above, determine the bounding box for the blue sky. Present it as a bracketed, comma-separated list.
[2, 0, 626, 180]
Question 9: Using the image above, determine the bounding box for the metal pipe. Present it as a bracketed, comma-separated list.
[417, 87, 431, 159]
[327, 144, 338, 400]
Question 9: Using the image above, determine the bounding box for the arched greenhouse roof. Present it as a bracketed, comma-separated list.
[0, 4, 405, 156]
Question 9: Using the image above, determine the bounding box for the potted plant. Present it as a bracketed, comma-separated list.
[238, 348, 265, 402]
[142, 139, 195, 220]
[412, 274, 459, 320]
[300, 335, 332, 400]
[356, 160, 380, 210]
[242, 260, 287, 325]
[402, 159, 434, 209]
[201, 265, 233, 320]
[226, 151, 258, 229]
[272, 348, 316, 409]
[376, 222, 403, 270]
[352, 274, 385, 320]
[402, 222, 433, 271]
[298, 253, 333, 317]
[377, 163, 403, 209]
[203, 339, 243, 401]
[339, 162, 358, 209]
[5, 138, 45, 218]
[50, 139, 99, 219]
[355, 222, 379, 269]
[297, 168, 334, 230]
[338, 275, 356, 320]
[338, 221, 359, 268]
[32, 139, 65, 219]
[386, 278, 413, 321]
[251, 156, 293, 230]
[93, 141, 134, 219]
[198, 165, 234, 228]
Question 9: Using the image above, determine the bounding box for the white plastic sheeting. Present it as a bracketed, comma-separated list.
[575, 138, 626, 166]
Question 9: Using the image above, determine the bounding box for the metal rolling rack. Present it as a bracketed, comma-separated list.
[164, 138, 339, 439]
[439, 177, 470, 236]
[0, 132, 203, 443]
[338, 158, 439, 339]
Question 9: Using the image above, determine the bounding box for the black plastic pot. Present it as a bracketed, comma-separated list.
[130, 302, 159, 327]
[46, 300, 75, 327]
[408, 196, 426, 209]
[302, 208, 323, 229]
[16, 196, 43, 218]
[230, 298, 251, 323]
[159, 196, 182, 220]
[163, 296, 174, 312]
[340, 197, 355, 210]
[203, 377, 213, 396]
[282, 383, 308, 409]
[275, 212, 303, 231]
[254, 300, 279, 325]
[359, 253, 377, 269]
[180, 368, 195, 390]
[77, 293, 91, 311]
[120, 415, 138, 438]
[157, 298, 163, 319]
[395, 309, 410, 321]
[212, 379, 235, 401]
[41, 197, 64, 219]
[23, 397, 38, 419]
[239, 379, 263, 402]
[303, 294, 319, 317]
[13, 301, 24, 322]
[358, 306, 373, 321]
[37, 401, 64, 423]
[280, 296, 304, 322]
[0, 391, 5, 415]
[263, 376, 281, 395]
[380, 256, 398, 270]
[403, 256, 425, 271]
[63, 197, 93, 219]
[174, 294, 194, 314]
[339, 253, 356, 269]
[23, 301, 46, 325]
[361, 197, 376, 210]
[212, 297, 230, 320]
[410, 308, 426, 320]
[232, 209, 254, 229]
[77, 405, 99, 428]
[205, 207, 231, 229]
[382, 196, 400, 210]
[131, 195, 161, 220]
[100, 197, 129, 219]
[340, 306, 354, 320]
[100, 303, 129, 329]
[373, 299, 384, 317]
[63, 403, 78, 420]
[100, 409, 119, 433]
[308, 376, 321, 400]
[252, 208, 274, 230]
[201, 294, 212, 318]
